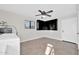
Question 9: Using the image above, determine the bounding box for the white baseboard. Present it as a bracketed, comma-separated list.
[21, 36, 62, 43]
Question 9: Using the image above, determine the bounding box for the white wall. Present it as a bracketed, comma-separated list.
[0, 9, 61, 42]
[0, 4, 77, 42]
[77, 5, 79, 49]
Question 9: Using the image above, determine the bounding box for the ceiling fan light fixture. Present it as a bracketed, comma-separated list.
[41, 15, 46, 19]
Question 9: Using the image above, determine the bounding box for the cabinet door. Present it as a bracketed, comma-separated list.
[61, 17, 77, 43]
[6, 39, 20, 55]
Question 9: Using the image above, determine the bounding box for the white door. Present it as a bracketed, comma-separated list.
[61, 18, 77, 43]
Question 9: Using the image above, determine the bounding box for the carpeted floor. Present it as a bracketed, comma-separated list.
[20, 37, 78, 55]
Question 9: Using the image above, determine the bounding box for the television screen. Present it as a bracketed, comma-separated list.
[37, 19, 57, 30]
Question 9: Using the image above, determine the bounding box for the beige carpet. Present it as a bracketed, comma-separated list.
[20, 37, 78, 55]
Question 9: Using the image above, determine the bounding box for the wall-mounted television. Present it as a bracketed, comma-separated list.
[37, 19, 57, 30]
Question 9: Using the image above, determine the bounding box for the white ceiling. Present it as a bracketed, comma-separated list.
[0, 4, 77, 19]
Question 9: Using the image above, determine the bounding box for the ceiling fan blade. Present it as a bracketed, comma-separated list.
[46, 14, 51, 17]
[35, 14, 42, 16]
[38, 10, 43, 13]
[46, 10, 53, 13]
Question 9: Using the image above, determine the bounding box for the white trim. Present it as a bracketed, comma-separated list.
[21, 36, 62, 43]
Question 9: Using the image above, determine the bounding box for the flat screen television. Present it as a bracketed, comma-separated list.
[37, 19, 57, 30]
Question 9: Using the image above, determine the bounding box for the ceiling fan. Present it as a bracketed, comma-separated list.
[35, 10, 53, 17]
